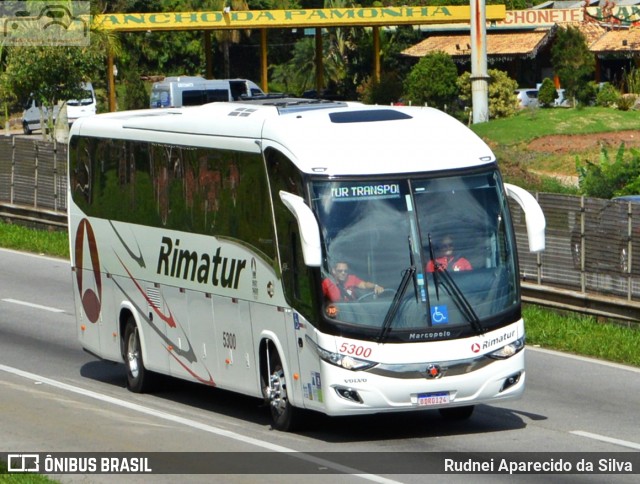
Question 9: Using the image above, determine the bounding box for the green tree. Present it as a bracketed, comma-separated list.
[1, 45, 103, 137]
[551, 26, 595, 106]
[0, 1, 120, 135]
[458, 69, 518, 119]
[404, 51, 458, 109]
[596, 82, 621, 107]
[122, 56, 150, 110]
[358, 73, 404, 105]
[538, 78, 558, 107]
[102, 0, 223, 78]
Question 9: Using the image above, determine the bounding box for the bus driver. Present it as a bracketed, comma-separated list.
[322, 261, 384, 302]
[426, 234, 472, 272]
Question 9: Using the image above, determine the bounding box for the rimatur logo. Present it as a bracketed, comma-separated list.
[8, 454, 39, 472]
[74, 218, 102, 323]
[470, 342, 480, 353]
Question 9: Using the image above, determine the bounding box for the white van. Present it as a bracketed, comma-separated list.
[149, 76, 264, 108]
[22, 82, 96, 134]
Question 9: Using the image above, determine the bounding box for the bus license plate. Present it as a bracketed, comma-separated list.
[417, 391, 450, 406]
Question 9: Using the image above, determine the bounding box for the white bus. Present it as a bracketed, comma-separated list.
[67, 99, 545, 431]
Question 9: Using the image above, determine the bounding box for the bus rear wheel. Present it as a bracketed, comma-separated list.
[123, 318, 153, 393]
[262, 345, 299, 431]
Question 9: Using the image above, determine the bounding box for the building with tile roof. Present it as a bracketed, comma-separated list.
[402, 2, 640, 89]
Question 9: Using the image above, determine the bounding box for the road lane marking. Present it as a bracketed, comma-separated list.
[528, 346, 640, 374]
[2, 298, 65, 313]
[571, 430, 640, 450]
[0, 363, 400, 483]
[0, 247, 68, 263]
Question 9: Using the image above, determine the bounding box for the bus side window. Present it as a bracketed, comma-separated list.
[70, 137, 92, 206]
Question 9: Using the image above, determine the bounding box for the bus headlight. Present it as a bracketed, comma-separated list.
[305, 336, 377, 371]
[487, 336, 525, 360]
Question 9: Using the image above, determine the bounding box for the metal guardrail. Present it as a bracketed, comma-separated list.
[1, 135, 639, 326]
[0, 203, 67, 229]
[522, 283, 640, 326]
[0, 135, 68, 213]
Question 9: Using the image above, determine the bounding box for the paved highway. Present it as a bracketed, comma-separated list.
[0, 248, 638, 483]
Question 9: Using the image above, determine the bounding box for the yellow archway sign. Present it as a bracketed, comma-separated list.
[95, 6, 506, 30]
[93, 6, 506, 109]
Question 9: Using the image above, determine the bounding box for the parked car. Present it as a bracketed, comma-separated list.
[515, 88, 538, 108]
[22, 82, 96, 134]
[570, 196, 640, 274]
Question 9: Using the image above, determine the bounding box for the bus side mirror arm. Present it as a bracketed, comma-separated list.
[504, 183, 546, 253]
[279, 191, 322, 267]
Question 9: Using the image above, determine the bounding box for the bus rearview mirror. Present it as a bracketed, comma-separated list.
[279, 191, 322, 267]
[504, 183, 546, 253]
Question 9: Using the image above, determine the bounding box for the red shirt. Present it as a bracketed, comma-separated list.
[426, 256, 472, 272]
[322, 275, 364, 302]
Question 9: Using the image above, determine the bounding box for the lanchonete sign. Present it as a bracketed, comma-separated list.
[500, 6, 640, 27]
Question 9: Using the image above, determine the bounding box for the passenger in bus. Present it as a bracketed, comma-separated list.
[322, 261, 385, 302]
[426, 235, 472, 272]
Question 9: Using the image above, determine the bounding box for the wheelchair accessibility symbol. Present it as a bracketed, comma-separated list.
[431, 305, 449, 324]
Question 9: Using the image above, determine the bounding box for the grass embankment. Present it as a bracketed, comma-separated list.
[471, 106, 640, 144]
[0, 221, 68, 259]
[471, 107, 640, 193]
[524, 306, 640, 367]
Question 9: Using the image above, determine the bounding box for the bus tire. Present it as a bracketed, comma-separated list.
[262, 348, 299, 431]
[439, 405, 475, 420]
[123, 318, 153, 393]
[23, 122, 32, 135]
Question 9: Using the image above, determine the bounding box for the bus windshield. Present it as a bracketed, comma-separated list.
[310, 168, 519, 341]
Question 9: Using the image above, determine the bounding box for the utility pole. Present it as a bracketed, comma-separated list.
[470, 0, 489, 123]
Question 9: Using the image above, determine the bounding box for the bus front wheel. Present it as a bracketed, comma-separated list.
[123, 318, 153, 393]
[262, 345, 299, 431]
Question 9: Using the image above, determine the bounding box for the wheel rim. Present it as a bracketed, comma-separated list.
[127, 330, 140, 379]
[267, 368, 288, 417]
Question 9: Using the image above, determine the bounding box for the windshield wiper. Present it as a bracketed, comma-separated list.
[427, 234, 484, 335]
[377, 266, 415, 343]
[436, 268, 485, 335]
